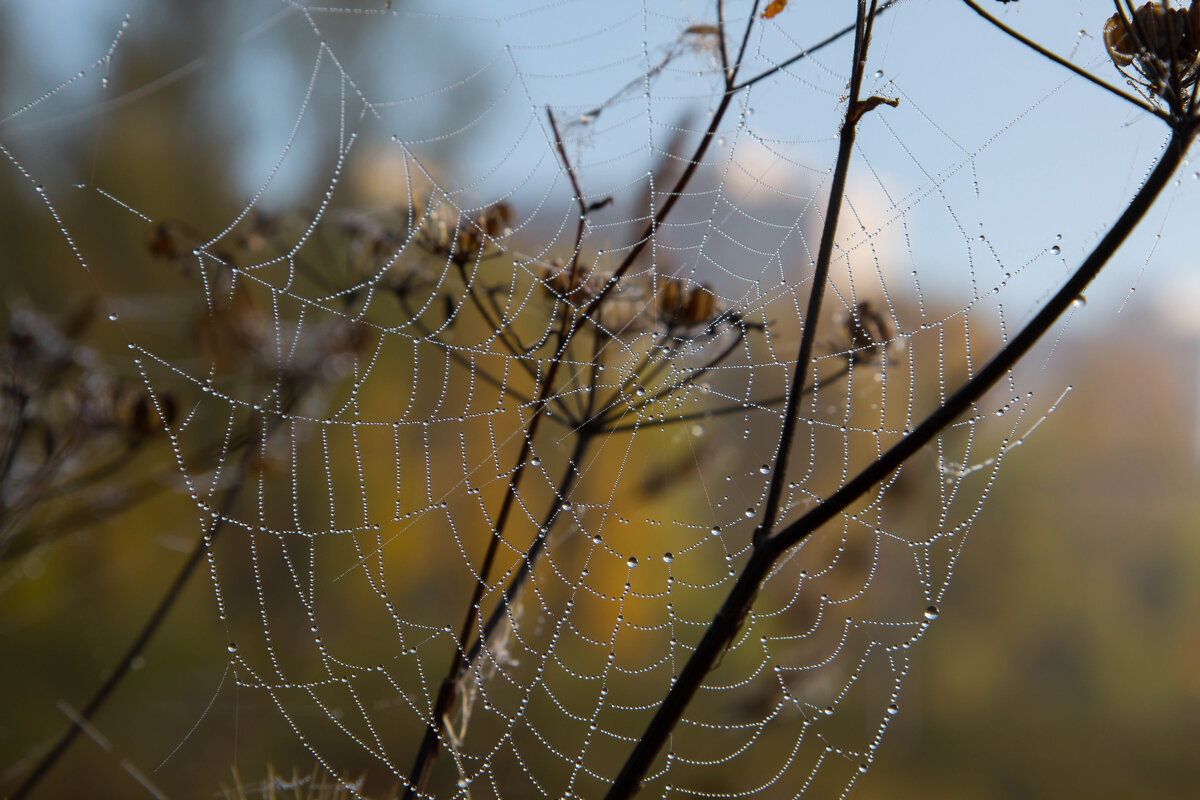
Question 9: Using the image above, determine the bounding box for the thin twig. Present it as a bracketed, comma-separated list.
[579, 1, 763, 320]
[403, 101, 605, 800]
[766, 121, 1196, 555]
[596, 361, 852, 434]
[603, 2, 884, 793]
[717, 0, 731, 80]
[10, 415, 273, 800]
[961, 0, 1166, 119]
[463, 430, 593, 668]
[402, 13, 769, 792]
[730, 0, 900, 93]
[604, 107, 1196, 800]
[754, 0, 881, 546]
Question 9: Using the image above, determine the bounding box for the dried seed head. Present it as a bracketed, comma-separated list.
[657, 280, 719, 328]
[1103, 1, 1200, 99]
[683, 284, 717, 327]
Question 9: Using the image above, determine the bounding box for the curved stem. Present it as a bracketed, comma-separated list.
[604, 2, 883, 795]
[766, 122, 1193, 555]
[754, 0, 878, 546]
[604, 120, 1192, 800]
[960, 0, 1166, 119]
[9, 416, 272, 800]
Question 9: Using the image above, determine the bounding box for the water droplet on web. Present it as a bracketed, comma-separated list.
[887, 703, 899, 715]
[824, 706, 834, 716]
[635, 386, 647, 397]
[710, 525, 721, 536]
[561, 501, 573, 511]
[1050, 245, 1061, 255]
[662, 552, 674, 563]
[1072, 295, 1087, 308]
[227, 643, 239, 653]
[759, 464, 770, 474]
[100, 76, 109, 89]
[924, 605, 940, 620]
[531, 456, 541, 466]
[874, 69, 884, 78]
[627, 556, 638, 567]
[744, 507, 755, 518]
[107, 313, 118, 322]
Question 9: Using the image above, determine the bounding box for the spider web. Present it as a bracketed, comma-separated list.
[1, 1, 1186, 798]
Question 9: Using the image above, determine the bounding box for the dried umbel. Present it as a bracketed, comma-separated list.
[656, 280, 719, 329]
[1104, 1, 1200, 101]
[418, 202, 512, 264]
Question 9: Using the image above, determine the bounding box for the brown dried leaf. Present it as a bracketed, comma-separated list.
[761, 0, 787, 20]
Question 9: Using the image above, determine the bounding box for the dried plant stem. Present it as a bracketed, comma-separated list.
[766, 121, 1195, 554]
[465, 430, 593, 667]
[603, 2, 882, 795]
[11, 417, 274, 800]
[404, 117, 605, 800]
[960, 0, 1164, 118]
[580, 0, 762, 317]
[755, 0, 880, 546]
[604, 110, 1196, 800]
[401, 9, 772, 792]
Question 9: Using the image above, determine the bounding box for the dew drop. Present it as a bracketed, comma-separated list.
[744, 507, 755, 518]
[663, 552, 674, 563]
[635, 386, 647, 397]
[758, 464, 770, 474]
[627, 556, 639, 567]
[887, 703, 899, 715]
[1050, 245, 1061, 255]
[531, 456, 542, 466]
[710, 525, 721, 536]
[924, 605, 940, 620]
[227, 642, 239, 653]
[874, 69, 884, 78]
[107, 313, 118, 322]
[1072, 295, 1087, 308]
[562, 501, 573, 511]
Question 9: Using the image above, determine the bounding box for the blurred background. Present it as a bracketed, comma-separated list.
[2, 1, 1199, 798]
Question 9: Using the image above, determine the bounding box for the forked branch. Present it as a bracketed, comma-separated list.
[604, 96, 1197, 800]
[605, 1, 886, 794]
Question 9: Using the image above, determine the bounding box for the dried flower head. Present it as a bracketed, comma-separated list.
[656, 280, 719, 329]
[1104, 1, 1200, 101]
[839, 301, 893, 365]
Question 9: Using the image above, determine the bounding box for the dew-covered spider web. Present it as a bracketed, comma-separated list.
[2, 1, 1193, 798]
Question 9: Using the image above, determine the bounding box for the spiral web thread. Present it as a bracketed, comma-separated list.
[2, 1, 1148, 797]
